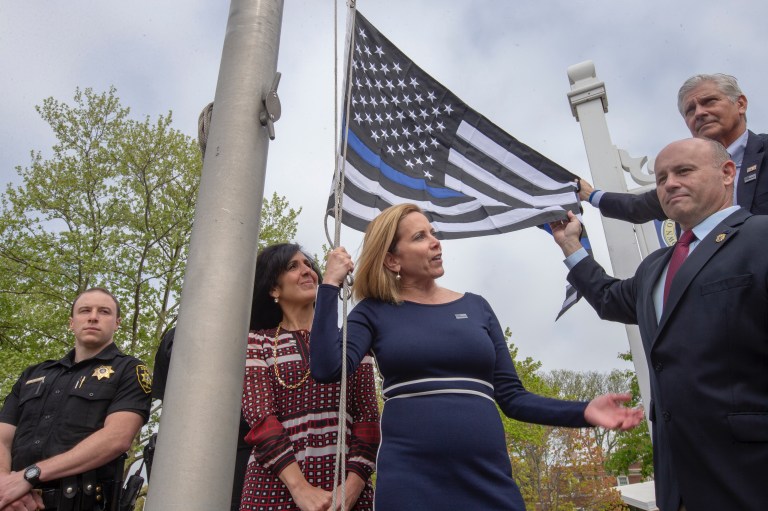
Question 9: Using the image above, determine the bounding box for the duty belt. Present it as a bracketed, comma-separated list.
[38, 472, 111, 511]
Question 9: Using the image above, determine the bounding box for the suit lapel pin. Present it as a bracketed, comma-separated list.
[715, 233, 727, 243]
[744, 174, 757, 183]
[746, 164, 757, 173]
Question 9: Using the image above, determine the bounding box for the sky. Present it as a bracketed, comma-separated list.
[2, 1, 766, 375]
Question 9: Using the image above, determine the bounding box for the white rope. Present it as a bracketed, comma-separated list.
[197, 102, 214, 157]
[328, 2, 358, 510]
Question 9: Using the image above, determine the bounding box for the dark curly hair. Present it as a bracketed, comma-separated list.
[249, 243, 323, 330]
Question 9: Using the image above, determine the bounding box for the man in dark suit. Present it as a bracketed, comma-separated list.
[551, 137, 768, 511]
[579, 73, 768, 221]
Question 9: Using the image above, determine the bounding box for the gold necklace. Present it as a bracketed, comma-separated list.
[271, 323, 311, 389]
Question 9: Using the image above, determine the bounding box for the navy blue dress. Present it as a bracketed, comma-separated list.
[311, 285, 589, 510]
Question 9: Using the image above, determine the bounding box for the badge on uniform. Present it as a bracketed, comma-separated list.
[746, 164, 757, 173]
[93, 365, 115, 380]
[744, 174, 757, 183]
[136, 365, 152, 394]
[715, 233, 727, 243]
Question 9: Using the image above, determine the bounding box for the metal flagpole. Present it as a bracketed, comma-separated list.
[145, 1, 284, 509]
[565, 61, 654, 420]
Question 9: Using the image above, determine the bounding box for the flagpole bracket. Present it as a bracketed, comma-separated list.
[260, 72, 282, 140]
[618, 148, 655, 186]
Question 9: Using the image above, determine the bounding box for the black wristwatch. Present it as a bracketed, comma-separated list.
[23, 464, 41, 486]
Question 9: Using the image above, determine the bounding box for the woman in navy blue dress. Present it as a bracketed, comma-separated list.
[311, 203, 643, 510]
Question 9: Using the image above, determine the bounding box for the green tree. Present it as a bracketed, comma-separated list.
[0, 87, 301, 397]
[501, 331, 627, 510]
[0, 86, 162, 393]
[603, 352, 654, 478]
[546, 368, 632, 459]
[0, 87, 304, 492]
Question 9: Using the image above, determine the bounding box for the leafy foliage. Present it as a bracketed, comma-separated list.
[0, 87, 197, 388]
[603, 352, 654, 478]
[546, 368, 632, 460]
[0, 86, 300, 406]
[501, 329, 631, 510]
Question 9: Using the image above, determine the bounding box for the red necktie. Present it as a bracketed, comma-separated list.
[663, 230, 696, 305]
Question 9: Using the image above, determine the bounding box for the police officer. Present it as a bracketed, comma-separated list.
[0, 287, 152, 510]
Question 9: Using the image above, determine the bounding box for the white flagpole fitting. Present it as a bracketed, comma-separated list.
[566, 60, 653, 423]
[567, 64, 608, 119]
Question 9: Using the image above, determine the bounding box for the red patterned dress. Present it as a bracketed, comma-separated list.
[240, 327, 379, 510]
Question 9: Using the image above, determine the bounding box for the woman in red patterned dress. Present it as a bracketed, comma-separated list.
[240, 243, 379, 511]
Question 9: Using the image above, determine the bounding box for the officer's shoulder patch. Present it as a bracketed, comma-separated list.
[135, 364, 152, 394]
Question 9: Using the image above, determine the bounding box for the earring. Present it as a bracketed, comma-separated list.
[396, 272, 401, 281]
[274, 297, 279, 303]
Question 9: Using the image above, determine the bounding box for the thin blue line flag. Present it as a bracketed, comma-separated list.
[330, 11, 588, 317]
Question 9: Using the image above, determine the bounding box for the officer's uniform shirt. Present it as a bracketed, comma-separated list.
[0, 342, 152, 473]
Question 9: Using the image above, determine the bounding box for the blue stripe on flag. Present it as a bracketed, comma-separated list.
[348, 130, 466, 199]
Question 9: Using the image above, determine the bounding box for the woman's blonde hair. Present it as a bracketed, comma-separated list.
[354, 203, 423, 303]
